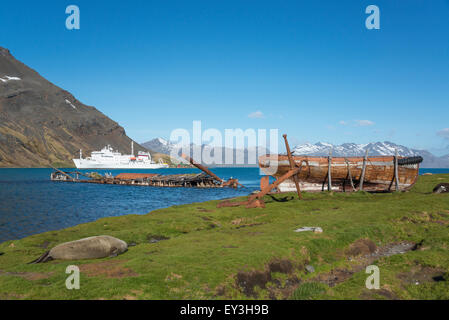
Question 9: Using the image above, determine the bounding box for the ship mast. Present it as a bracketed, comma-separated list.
[131, 141, 134, 156]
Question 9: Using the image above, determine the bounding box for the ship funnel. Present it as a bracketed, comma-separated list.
[131, 141, 134, 156]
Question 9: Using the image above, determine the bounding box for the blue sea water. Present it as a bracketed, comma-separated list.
[0, 168, 262, 243]
[0, 167, 448, 243]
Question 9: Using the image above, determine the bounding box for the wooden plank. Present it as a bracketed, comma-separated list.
[359, 149, 369, 191]
[345, 157, 356, 192]
[50, 166, 76, 181]
[394, 149, 400, 191]
[328, 149, 332, 191]
[283, 134, 302, 200]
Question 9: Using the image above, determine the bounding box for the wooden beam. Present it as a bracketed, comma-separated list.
[394, 149, 400, 191]
[328, 149, 332, 191]
[50, 166, 75, 181]
[283, 134, 302, 200]
[359, 149, 369, 191]
[345, 157, 356, 192]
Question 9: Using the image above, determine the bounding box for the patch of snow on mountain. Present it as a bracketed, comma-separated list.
[0, 75, 21, 83]
[157, 137, 169, 145]
[65, 99, 76, 109]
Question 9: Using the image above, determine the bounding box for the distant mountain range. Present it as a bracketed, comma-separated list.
[143, 138, 449, 168]
[292, 141, 449, 168]
[142, 138, 268, 167]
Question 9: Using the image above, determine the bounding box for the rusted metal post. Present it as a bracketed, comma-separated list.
[359, 149, 369, 191]
[394, 149, 400, 191]
[217, 167, 301, 208]
[283, 134, 302, 200]
[328, 149, 332, 191]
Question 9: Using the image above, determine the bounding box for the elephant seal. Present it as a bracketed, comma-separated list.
[29, 235, 128, 263]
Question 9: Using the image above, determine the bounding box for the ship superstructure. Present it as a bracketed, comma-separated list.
[73, 142, 169, 169]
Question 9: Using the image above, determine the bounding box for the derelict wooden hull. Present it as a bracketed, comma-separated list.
[258, 155, 421, 193]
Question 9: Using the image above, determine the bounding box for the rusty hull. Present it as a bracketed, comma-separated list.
[259, 155, 420, 192]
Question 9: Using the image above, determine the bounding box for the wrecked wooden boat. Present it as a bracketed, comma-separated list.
[50, 155, 242, 189]
[259, 153, 423, 193]
[218, 134, 423, 209]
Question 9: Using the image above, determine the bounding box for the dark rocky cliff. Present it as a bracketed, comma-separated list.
[0, 47, 149, 167]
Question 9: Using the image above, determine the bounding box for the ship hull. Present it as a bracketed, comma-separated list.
[259, 155, 421, 193]
[73, 159, 169, 169]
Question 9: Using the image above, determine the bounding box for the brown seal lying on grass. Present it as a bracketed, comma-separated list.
[29, 235, 128, 263]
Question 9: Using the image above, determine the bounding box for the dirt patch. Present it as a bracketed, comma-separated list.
[359, 288, 399, 300]
[232, 241, 416, 299]
[346, 239, 377, 257]
[236, 223, 264, 229]
[197, 207, 215, 213]
[397, 266, 446, 285]
[315, 268, 355, 287]
[268, 259, 294, 274]
[0, 292, 28, 299]
[0, 270, 53, 281]
[317, 241, 416, 288]
[235, 258, 297, 298]
[236, 269, 272, 297]
[79, 260, 138, 278]
[147, 234, 170, 243]
[215, 284, 226, 296]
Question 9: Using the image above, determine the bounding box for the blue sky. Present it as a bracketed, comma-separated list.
[1, 0, 448, 154]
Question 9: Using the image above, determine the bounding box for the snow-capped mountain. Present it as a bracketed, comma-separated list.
[293, 141, 419, 157]
[142, 137, 179, 156]
[292, 141, 449, 168]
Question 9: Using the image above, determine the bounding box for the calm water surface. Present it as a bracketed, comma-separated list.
[0, 168, 262, 243]
[0, 167, 447, 243]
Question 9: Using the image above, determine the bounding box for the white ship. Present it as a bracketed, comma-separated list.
[73, 142, 169, 169]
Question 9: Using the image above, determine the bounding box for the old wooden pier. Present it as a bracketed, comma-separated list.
[50, 156, 242, 189]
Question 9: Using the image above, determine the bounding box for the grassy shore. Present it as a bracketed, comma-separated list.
[0, 174, 448, 300]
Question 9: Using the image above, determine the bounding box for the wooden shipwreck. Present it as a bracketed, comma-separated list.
[259, 154, 423, 193]
[218, 134, 423, 209]
[50, 155, 242, 189]
[259, 135, 422, 193]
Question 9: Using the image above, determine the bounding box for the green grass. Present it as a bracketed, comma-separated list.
[0, 174, 448, 300]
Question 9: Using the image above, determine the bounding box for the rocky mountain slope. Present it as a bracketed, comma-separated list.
[0, 47, 152, 167]
[292, 141, 449, 168]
